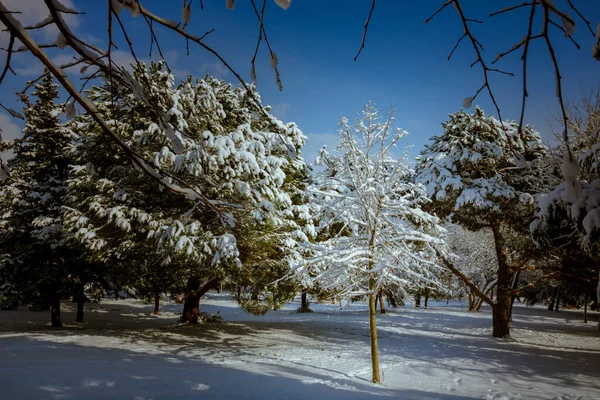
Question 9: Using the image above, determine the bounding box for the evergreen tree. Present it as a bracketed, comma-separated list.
[0, 72, 76, 326]
[64, 62, 309, 322]
[416, 107, 553, 338]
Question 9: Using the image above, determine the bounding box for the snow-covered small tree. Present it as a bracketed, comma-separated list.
[294, 103, 446, 383]
[416, 107, 554, 338]
[64, 62, 309, 322]
[0, 72, 78, 326]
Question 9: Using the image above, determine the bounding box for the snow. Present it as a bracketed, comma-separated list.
[1, 294, 598, 400]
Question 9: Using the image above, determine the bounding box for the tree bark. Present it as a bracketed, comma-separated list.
[378, 291, 385, 315]
[368, 274, 381, 383]
[50, 293, 62, 327]
[301, 290, 308, 309]
[76, 298, 84, 323]
[182, 277, 201, 323]
[74, 284, 84, 323]
[490, 225, 513, 338]
[154, 293, 160, 315]
[583, 294, 588, 324]
[554, 287, 560, 311]
[424, 289, 429, 309]
[181, 277, 220, 323]
[298, 289, 312, 312]
[415, 292, 421, 308]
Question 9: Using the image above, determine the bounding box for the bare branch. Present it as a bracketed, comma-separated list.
[447, 33, 467, 60]
[0, 34, 16, 85]
[567, 0, 595, 37]
[354, 0, 376, 61]
[425, 0, 453, 24]
[490, 2, 535, 18]
[511, 271, 560, 296]
[518, 3, 536, 136]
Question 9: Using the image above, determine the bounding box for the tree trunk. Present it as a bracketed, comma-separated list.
[424, 289, 429, 309]
[181, 277, 220, 323]
[554, 287, 560, 311]
[378, 292, 385, 315]
[509, 271, 521, 320]
[468, 293, 475, 311]
[474, 296, 484, 311]
[154, 293, 160, 315]
[76, 298, 84, 323]
[74, 284, 84, 323]
[492, 289, 512, 338]
[368, 274, 381, 383]
[490, 225, 513, 338]
[298, 289, 311, 312]
[182, 277, 201, 323]
[583, 294, 588, 324]
[548, 288, 556, 311]
[415, 292, 421, 308]
[301, 290, 308, 309]
[50, 294, 62, 327]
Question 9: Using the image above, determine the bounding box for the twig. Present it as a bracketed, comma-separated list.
[490, 2, 535, 17]
[354, 0, 376, 61]
[567, 0, 595, 36]
[0, 34, 16, 85]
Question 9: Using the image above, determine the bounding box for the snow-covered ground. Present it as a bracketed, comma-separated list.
[1, 294, 599, 400]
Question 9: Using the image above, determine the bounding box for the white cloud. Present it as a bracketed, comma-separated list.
[15, 52, 79, 77]
[0, 0, 80, 45]
[0, 112, 23, 160]
[270, 102, 290, 121]
[200, 62, 228, 79]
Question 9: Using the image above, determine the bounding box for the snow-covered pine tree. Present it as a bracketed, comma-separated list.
[64, 62, 309, 322]
[415, 107, 551, 338]
[294, 102, 446, 383]
[0, 72, 78, 326]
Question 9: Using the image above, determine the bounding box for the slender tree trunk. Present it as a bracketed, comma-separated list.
[298, 289, 311, 312]
[301, 290, 308, 309]
[415, 292, 421, 308]
[50, 293, 62, 327]
[154, 293, 160, 315]
[509, 271, 521, 320]
[76, 298, 84, 323]
[468, 293, 475, 311]
[474, 296, 484, 311]
[583, 294, 588, 324]
[548, 288, 556, 311]
[368, 274, 381, 384]
[74, 284, 84, 323]
[378, 291, 385, 315]
[554, 287, 560, 311]
[424, 289, 429, 309]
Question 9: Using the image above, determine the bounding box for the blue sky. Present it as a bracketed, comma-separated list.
[1, 0, 600, 163]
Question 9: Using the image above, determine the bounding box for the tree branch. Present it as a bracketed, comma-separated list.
[354, 0, 376, 61]
[511, 271, 560, 296]
[435, 249, 494, 307]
